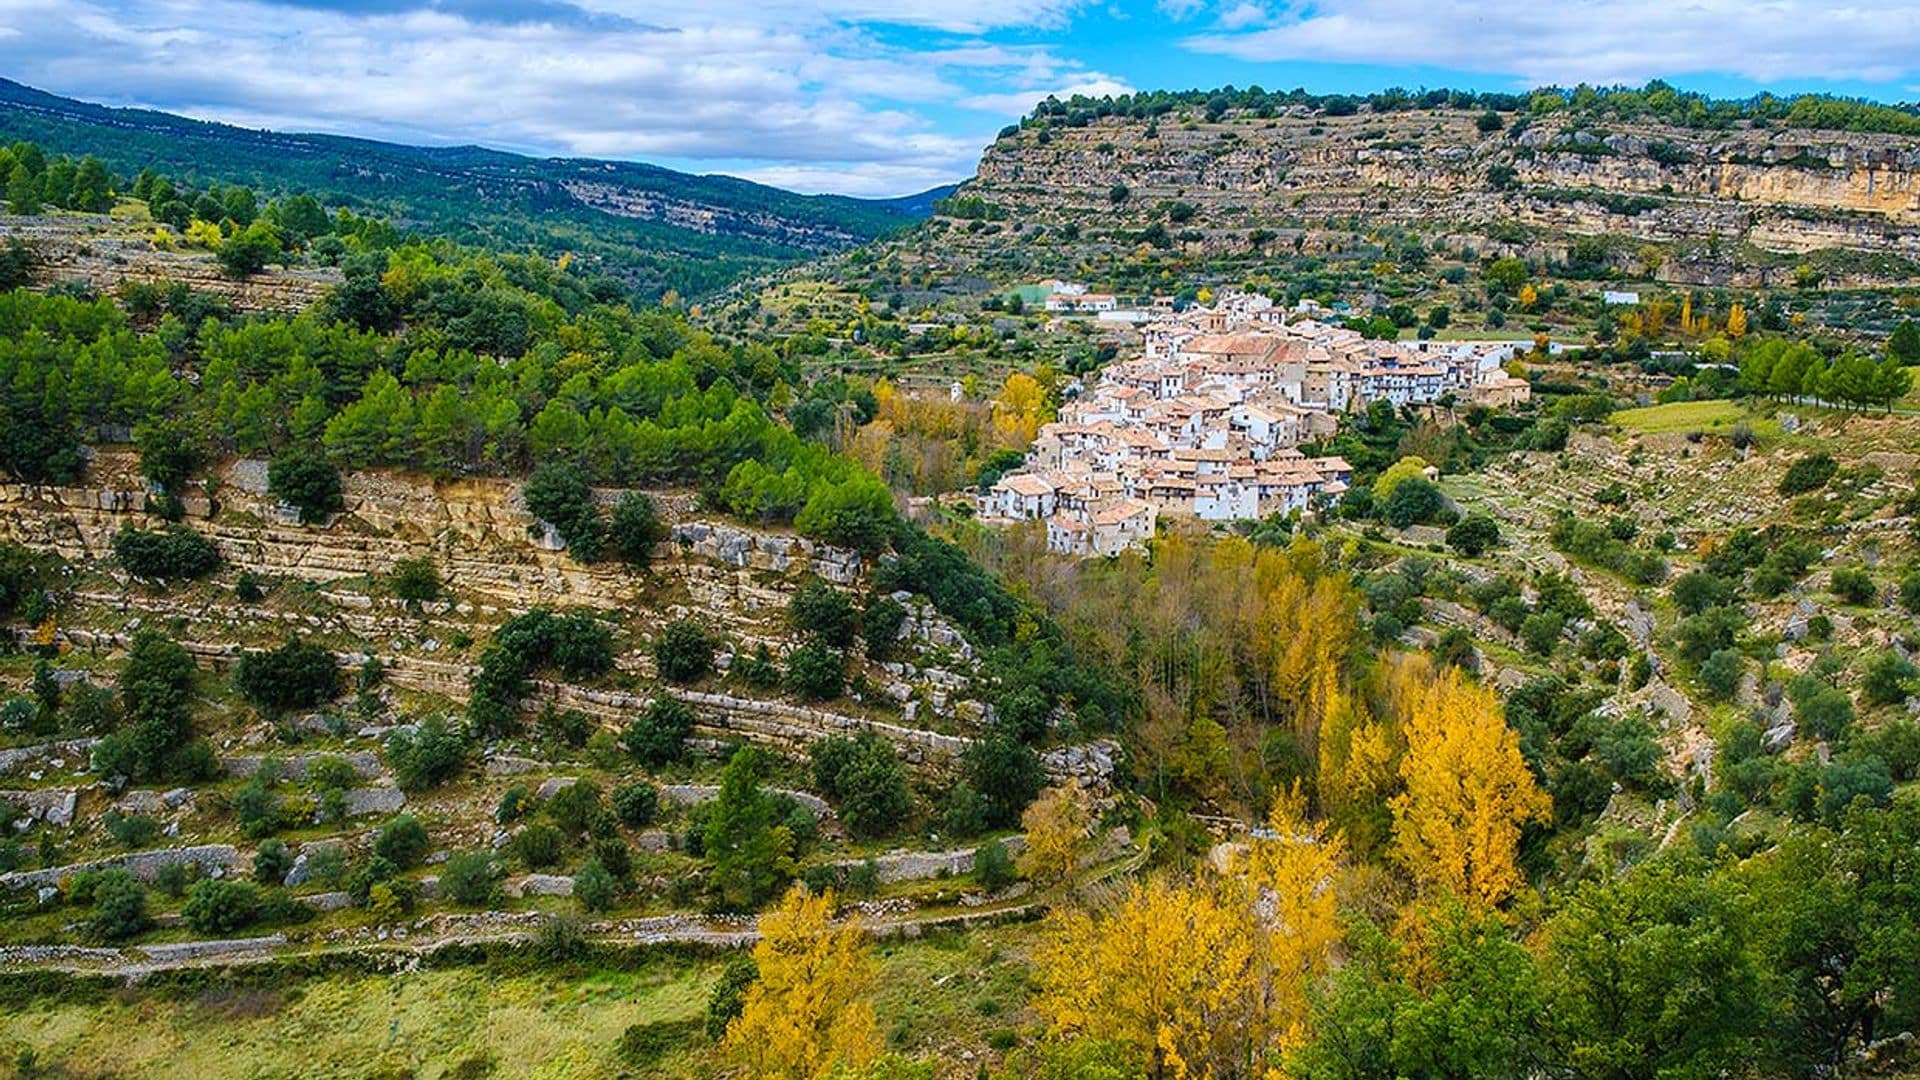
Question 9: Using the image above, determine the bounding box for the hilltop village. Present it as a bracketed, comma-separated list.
[987, 292, 1533, 553]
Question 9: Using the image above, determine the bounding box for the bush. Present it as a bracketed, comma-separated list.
[267, 450, 343, 525]
[440, 851, 503, 906]
[1520, 610, 1565, 655]
[112, 525, 220, 580]
[233, 637, 340, 714]
[390, 557, 442, 603]
[612, 782, 659, 828]
[861, 595, 908, 659]
[1900, 569, 1920, 614]
[524, 462, 604, 562]
[103, 810, 161, 849]
[183, 879, 261, 935]
[372, 814, 430, 868]
[704, 955, 758, 1040]
[512, 822, 564, 869]
[575, 859, 618, 912]
[622, 696, 694, 767]
[731, 643, 780, 689]
[496, 783, 534, 824]
[609, 492, 668, 568]
[545, 778, 604, 837]
[974, 838, 1016, 891]
[252, 838, 293, 885]
[1830, 566, 1877, 605]
[963, 734, 1044, 829]
[810, 733, 912, 839]
[785, 643, 845, 701]
[653, 619, 715, 683]
[1382, 476, 1449, 528]
[386, 716, 469, 791]
[469, 610, 615, 736]
[1699, 648, 1744, 701]
[1862, 651, 1918, 707]
[1778, 452, 1838, 495]
[1446, 514, 1501, 556]
[232, 774, 282, 839]
[87, 871, 152, 942]
[1668, 570, 1731, 616]
[788, 579, 858, 647]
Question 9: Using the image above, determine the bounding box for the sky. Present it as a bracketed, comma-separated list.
[6, 0, 1920, 197]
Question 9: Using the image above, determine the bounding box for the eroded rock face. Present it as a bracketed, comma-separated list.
[963, 110, 1920, 287]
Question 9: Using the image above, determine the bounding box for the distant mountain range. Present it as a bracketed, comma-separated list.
[0, 79, 959, 298]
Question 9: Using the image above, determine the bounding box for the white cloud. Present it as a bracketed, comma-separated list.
[0, 0, 1106, 194]
[960, 75, 1137, 116]
[1183, 0, 1920, 86]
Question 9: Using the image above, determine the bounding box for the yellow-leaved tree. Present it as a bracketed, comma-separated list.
[1018, 779, 1093, 886]
[1389, 667, 1550, 907]
[1035, 793, 1345, 1078]
[723, 884, 880, 1079]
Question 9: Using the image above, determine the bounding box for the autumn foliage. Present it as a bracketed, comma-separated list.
[723, 884, 880, 1078]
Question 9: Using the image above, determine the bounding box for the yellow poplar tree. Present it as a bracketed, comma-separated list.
[1018, 779, 1093, 886]
[1726, 302, 1749, 339]
[723, 885, 881, 1079]
[1233, 791, 1346, 1050]
[1389, 667, 1550, 908]
[1035, 877, 1264, 1079]
[1517, 283, 1538, 311]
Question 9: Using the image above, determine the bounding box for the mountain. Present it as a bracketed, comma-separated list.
[0, 78, 951, 297]
[942, 90, 1920, 291]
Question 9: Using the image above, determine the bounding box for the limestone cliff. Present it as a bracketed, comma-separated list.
[961, 109, 1920, 286]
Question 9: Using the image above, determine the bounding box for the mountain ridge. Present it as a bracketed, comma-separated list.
[0, 78, 955, 297]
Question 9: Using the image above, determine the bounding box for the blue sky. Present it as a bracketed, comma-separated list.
[5, 0, 1920, 196]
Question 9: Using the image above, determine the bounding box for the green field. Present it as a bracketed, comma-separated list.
[0, 925, 1044, 1079]
[1611, 399, 1751, 434]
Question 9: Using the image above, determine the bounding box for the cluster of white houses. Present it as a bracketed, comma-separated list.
[989, 292, 1533, 556]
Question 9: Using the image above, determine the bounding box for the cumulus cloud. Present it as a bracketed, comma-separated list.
[1183, 0, 1920, 86]
[0, 0, 1104, 195]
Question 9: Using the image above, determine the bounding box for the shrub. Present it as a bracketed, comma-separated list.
[386, 716, 469, 791]
[1830, 566, 1877, 605]
[1778, 452, 1838, 495]
[963, 734, 1044, 830]
[612, 782, 659, 828]
[704, 955, 759, 1040]
[545, 779, 604, 837]
[232, 774, 282, 839]
[574, 859, 618, 912]
[440, 851, 503, 906]
[861, 595, 908, 659]
[1669, 571, 1733, 616]
[524, 462, 604, 562]
[470, 610, 616, 735]
[512, 822, 564, 869]
[940, 782, 990, 838]
[372, 814, 430, 868]
[1699, 648, 1744, 701]
[785, 643, 845, 701]
[87, 871, 151, 942]
[233, 637, 340, 714]
[251, 838, 294, 885]
[1862, 651, 1918, 707]
[622, 696, 694, 767]
[1901, 569, 1920, 614]
[1382, 476, 1449, 528]
[810, 733, 911, 839]
[389, 557, 442, 603]
[496, 783, 534, 824]
[103, 810, 161, 850]
[1446, 514, 1501, 556]
[609, 492, 668, 568]
[183, 879, 261, 935]
[112, 525, 220, 580]
[788, 579, 858, 647]
[732, 643, 780, 689]
[653, 620, 715, 683]
[1520, 610, 1565, 655]
[974, 838, 1016, 891]
[267, 450, 343, 525]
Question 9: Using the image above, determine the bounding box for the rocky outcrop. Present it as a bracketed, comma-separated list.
[963, 109, 1920, 287]
[0, 215, 338, 312]
[0, 844, 237, 892]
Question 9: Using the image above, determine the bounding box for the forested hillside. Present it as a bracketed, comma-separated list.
[0, 79, 935, 298]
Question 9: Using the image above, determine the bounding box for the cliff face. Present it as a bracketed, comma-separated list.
[965, 109, 1920, 285]
[1, 452, 991, 763]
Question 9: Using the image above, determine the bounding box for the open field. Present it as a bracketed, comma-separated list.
[1611, 398, 1751, 434]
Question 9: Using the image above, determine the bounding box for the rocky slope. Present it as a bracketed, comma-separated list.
[962, 108, 1920, 287]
